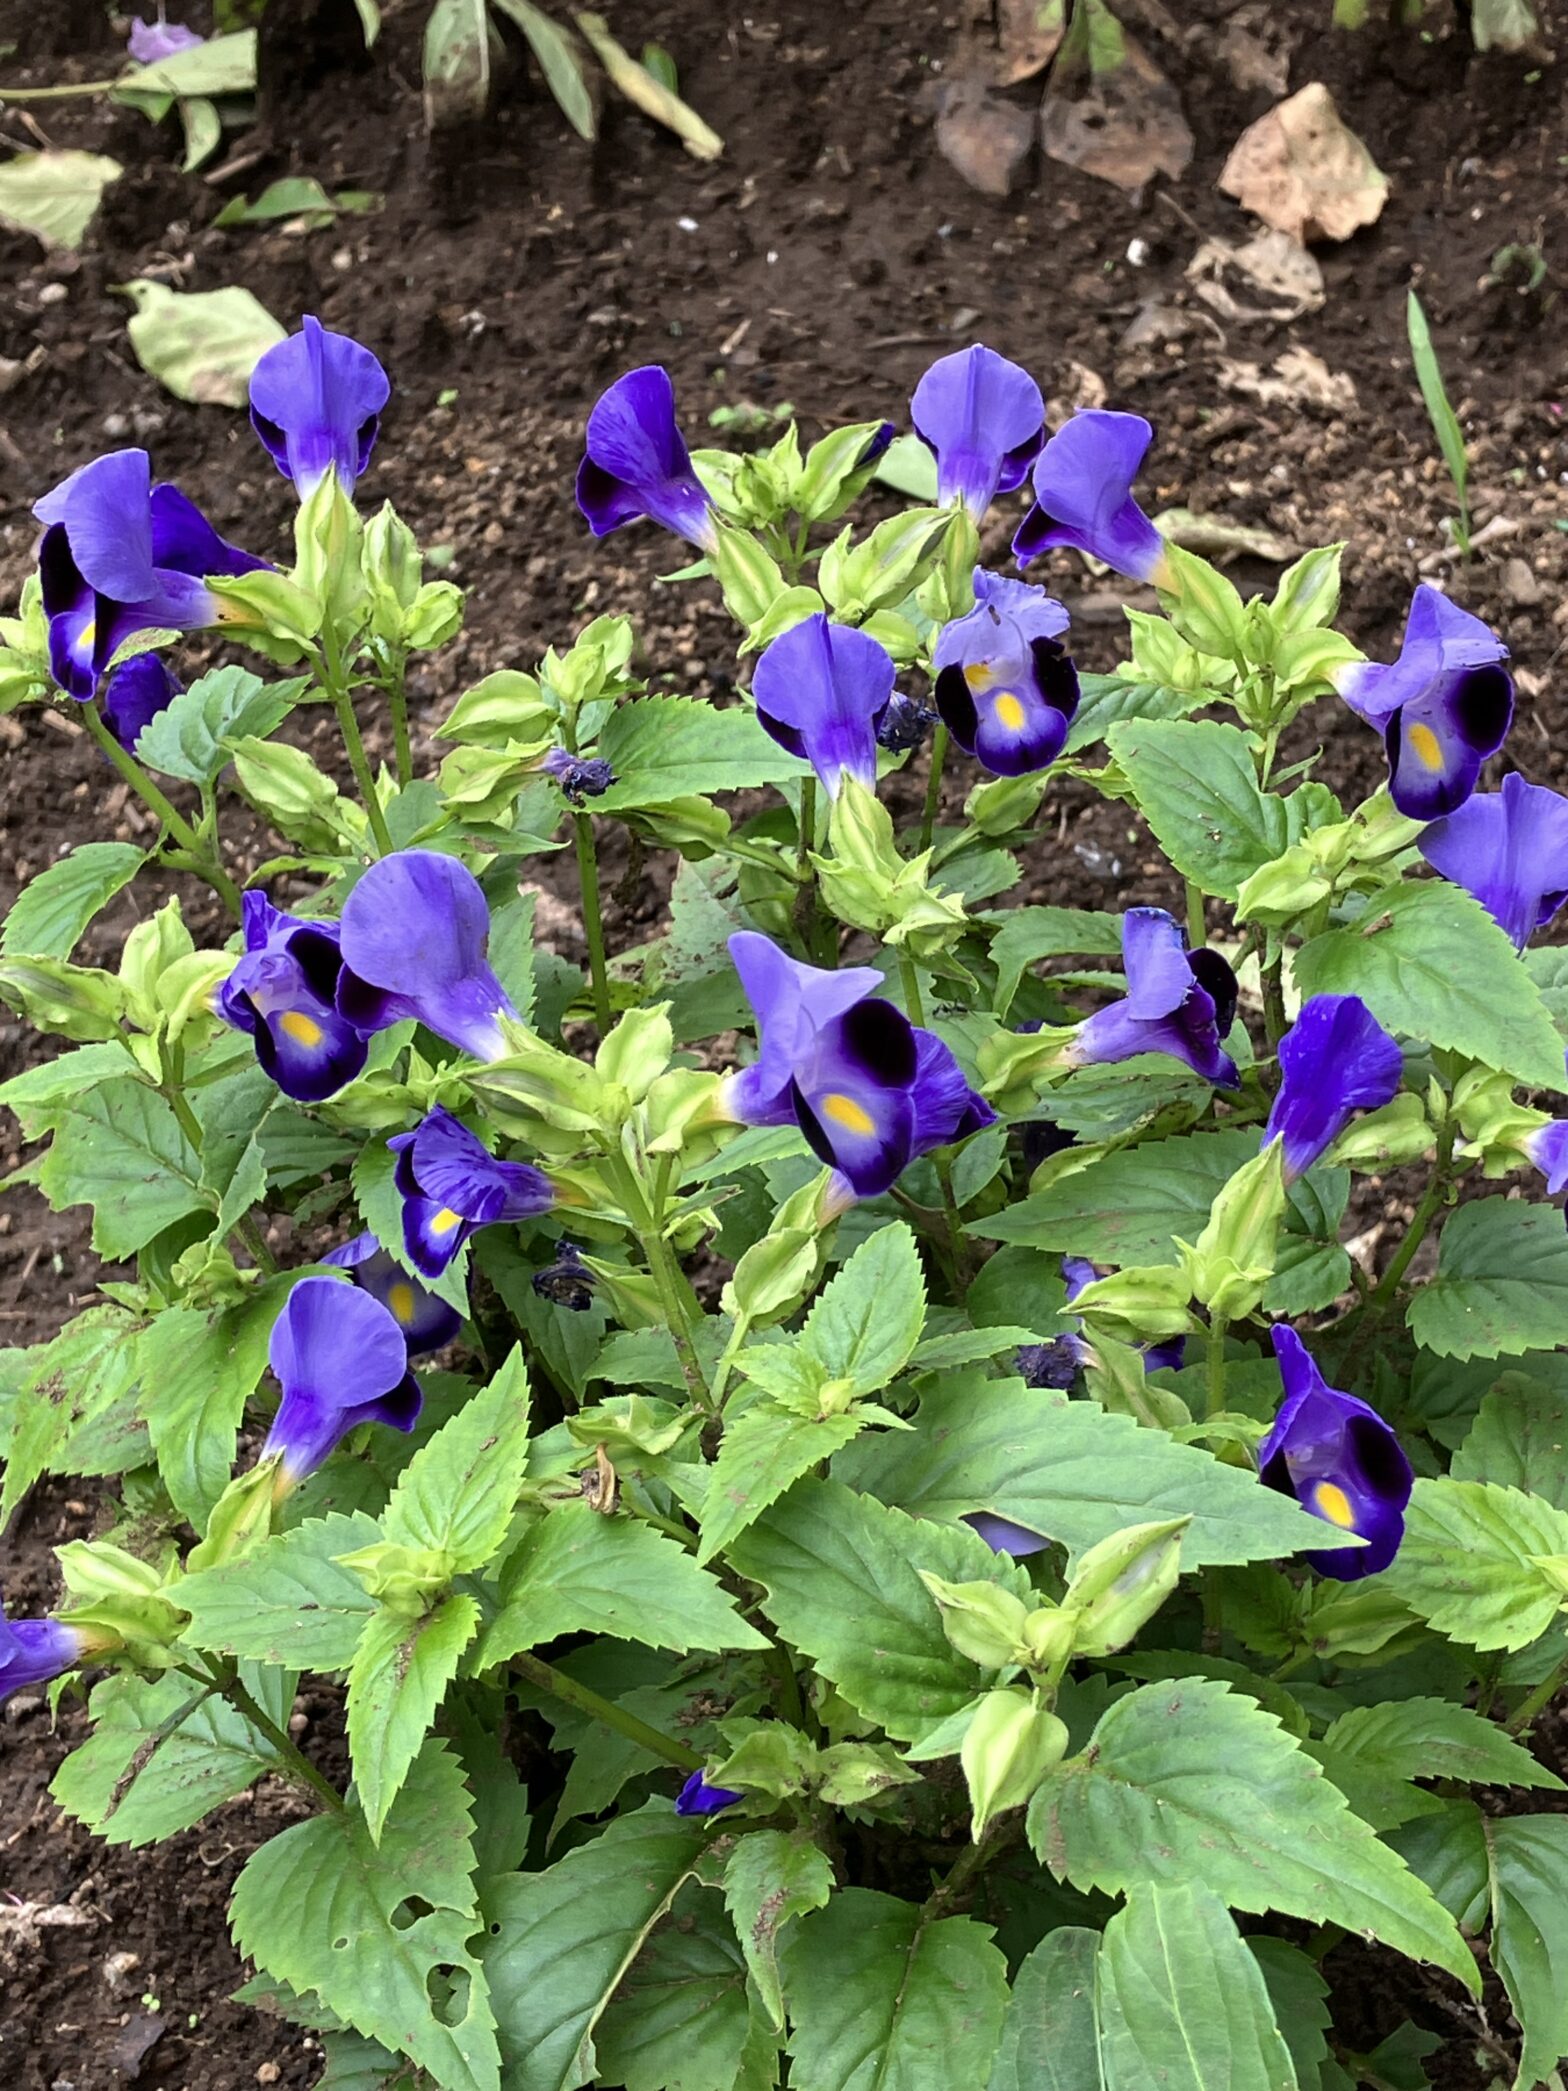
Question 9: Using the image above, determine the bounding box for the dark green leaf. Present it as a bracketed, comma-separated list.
[139, 1276, 295, 1525]
[722, 1829, 834, 2031]
[1107, 717, 1318, 902]
[178, 1511, 381, 1668]
[1407, 1199, 1568, 1360]
[593, 698, 807, 809]
[1065, 673, 1207, 756]
[986, 1926, 1101, 2091]
[594, 1881, 775, 2091]
[970, 1127, 1255, 1266]
[697, 1405, 867, 1566]
[1453, 1366, 1568, 1509]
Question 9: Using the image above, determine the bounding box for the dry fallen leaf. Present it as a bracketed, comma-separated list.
[1041, 28, 1192, 193]
[934, 75, 1035, 196]
[993, 0, 1068, 84]
[1154, 508, 1297, 562]
[1218, 82, 1387, 243]
[1218, 21, 1290, 97]
[1187, 228, 1325, 322]
[1218, 347, 1357, 414]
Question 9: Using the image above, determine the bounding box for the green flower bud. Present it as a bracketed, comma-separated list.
[1177, 1140, 1287, 1321]
[1159, 545, 1249, 664]
[1325, 1091, 1434, 1172]
[595, 1004, 674, 1105]
[918, 1573, 1031, 1671]
[823, 509, 954, 621]
[334, 1538, 455, 1613]
[231, 737, 356, 852]
[56, 1540, 185, 1664]
[184, 1463, 280, 1575]
[710, 525, 789, 629]
[438, 669, 554, 750]
[292, 467, 367, 640]
[1235, 845, 1332, 929]
[960, 1688, 1070, 1841]
[712, 1720, 817, 1798]
[814, 1740, 920, 1807]
[1070, 1264, 1196, 1347]
[1062, 1518, 1190, 1657]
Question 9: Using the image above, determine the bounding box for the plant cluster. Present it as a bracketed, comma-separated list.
[5, 319, 1568, 2091]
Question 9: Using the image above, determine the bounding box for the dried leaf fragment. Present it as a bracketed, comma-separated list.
[1218, 82, 1386, 244]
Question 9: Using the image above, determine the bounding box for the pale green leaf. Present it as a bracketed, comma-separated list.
[39, 1077, 206, 1259]
[491, 0, 597, 138]
[117, 27, 258, 95]
[986, 1926, 1100, 2091]
[422, 0, 491, 127]
[593, 698, 804, 808]
[1107, 717, 1320, 902]
[722, 1828, 835, 2031]
[347, 1592, 480, 1842]
[2, 843, 144, 960]
[120, 279, 286, 408]
[1376, 1476, 1568, 1652]
[133, 663, 299, 783]
[178, 1511, 381, 1668]
[2, 1306, 142, 1531]
[382, 1348, 530, 1575]
[799, 1220, 926, 1394]
[574, 12, 722, 160]
[1407, 1199, 1568, 1360]
[0, 149, 121, 250]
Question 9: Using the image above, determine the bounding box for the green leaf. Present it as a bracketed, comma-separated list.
[347, 1592, 481, 1843]
[483, 1802, 708, 2091]
[51, 1666, 291, 1848]
[133, 664, 299, 783]
[139, 1276, 294, 1525]
[2, 1306, 142, 1531]
[39, 1078, 206, 1259]
[697, 1405, 866, 1566]
[1097, 1882, 1298, 2091]
[1453, 1368, 1568, 1509]
[381, 1348, 530, 1575]
[781, 1887, 1009, 2091]
[490, 0, 597, 138]
[574, 12, 723, 161]
[1319, 1698, 1563, 1799]
[874, 434, 940, 503]
[231, 1740, 498, 2087]
[1294, 884, 1566, 1092]
[593, 698, 806, 808]
[1027, 1677, 1477, 1990]
[422, 0, 491, 126]
[316, 2031, 419, 2091]
[0, 148, 121, 249]
[799, 1221, 926, 1393]
[178, 1511, 381, 1668]
[1483, 1816, 1568, 2091]
[1107, 718, 1317, 902]
[1064, 673, 1207, 756]
[722, 1829, 835, 2031]
[983, 904, 1124, 1019]
[2, 843, 144, 959]
[986, 1927, 1101, 2091]
[1376, 1476, 1568, 1652]
[1406, 294, 1468, 513]
[594, 1882, 775, 2091]
[835, 1375, 1357, 1568]
[117, 26, 258, 95]
[0, 1041, 135, 1132]
[1407, 1199, 1568, 1360]
[479, 1501, 768, 1666]
[1250, 1939, 1332, 2091]
[971, 1126, 1255, 1266]
[726, 1479, 1032, 1741]
[120, 279, 286, 408]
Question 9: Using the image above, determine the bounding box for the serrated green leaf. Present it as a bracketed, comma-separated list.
[1098, 1882, 1297, 2091]
[178, 1511, 381, 1668]
[782, 1887, 1010, 2091]
[39, 1078, 206, 1259]
[483, 1802, 709, 2091]
[798, 1221, 926, 1394]
[1407, 1199, 1568, 1360]
[0, 1041, 135, 1131]
[480, 1501, 768, 1665]
[1064, 673, 1207, 756]
[594, 1881, 776, 2091]
[697, 1406, 866, 1566]
[2, 1305, 142, 1531]
[348, 1592, 480, 1842]
[971, 1126, 1255, 1265]
[723, 1829, 835, 2031]
[1107, 717, 1320, 902]
[592, 697, 807, 809]
[1027, 1678, 1477, 1990]
[983, 904, 1124, 1020]
[316, 2031, 419, 2091]
[133, 664, 300, 783]
[2, 842, 144, 960]
[986, 1926, 1100, 2091]
[139, 1276, 294, 1525]
[834, 1375, 1357, 1568]
[1483, 1815, 1568, 2091]
[1376, 1477, 1568, 1651]
[1320, 1697, 1563, 1799]
[726, 1479, 1031, 1741]
[1453, 1367, 1568, 1509]
[1295, 883, 1566, 1092]
[1251, 1939, 1332, 2091]
[229, 1739, 499, 2091]
[382, 1348, 530, 1574]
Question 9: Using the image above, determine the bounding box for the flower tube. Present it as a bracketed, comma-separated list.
[1265, 995, 1402, 1183]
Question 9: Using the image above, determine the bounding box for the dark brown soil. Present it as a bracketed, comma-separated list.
[3, 0, 1567, 2082]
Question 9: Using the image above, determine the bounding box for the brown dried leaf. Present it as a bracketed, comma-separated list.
[1041, 30, 1192, 193]
[1218, 81, 1387, 244]
[935, 76, 1035, 196]
[1217, 347, 1357, 414]
[994, 0, 1067, 85]
[1187, 228, 1325, 322]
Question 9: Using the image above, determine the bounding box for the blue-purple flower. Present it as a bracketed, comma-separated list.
[1013, 410, 1170, 584]
[1066, 908, 1239, 1089]
[127, 15, 203, 61]
[1259, 1326, 1410, 1579]
[1335, 585, 1513, 821]
[675, 1770, 743, 1818]
[723, 931, 993, 1201]
[388, 1106, 554, 1279]
[932, 570, 1078, 777]
[323, 1233, 462, 1354]
[249, 317, 390, 500]
[0, 1596, 87, 1707]
[1265, 995, 1402, 1183]
[576, 367, 717, 552]
[1522, 1123, 1568, 1196]
[100, 653, 180, 752]
[34, 449, 266, 700]
[1418, 770, 1568, 950]
[337, 850, 517, 1063]
[216, 892, 370, 1104]
[262, 1276, 422, 1485]
[752, 613, 896, 801]
[910, 344, 1044, 522]
[541, 747, 616, 803]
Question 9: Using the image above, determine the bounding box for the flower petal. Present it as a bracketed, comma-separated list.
[264, 1276, 421, 1479]
[249, 316, 390, 496]
[1264, 994, 1403, 1182]
[910, 344, 1044, 519]
[1419, 772, 1568, 949]
[752, 613, 894, 799]
[1385, 668, 1514, 820]
[337, 850, 515, 1061]
[1013, 410, 1166, 581]
[34, 450, 159, 603]
[577, 367, 715, 548]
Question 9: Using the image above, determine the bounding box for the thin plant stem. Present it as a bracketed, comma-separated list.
[1260, 955, 1288, 1054]
[920, 724, 949, 854]
[574, 812, 613, 1032]
[81, 704, 242, 918]
[1184, 879, 1206, 952]
[1507, 1652, 1568, 1737]
[185, 1661, 345, 1812]
[924, 1816, 1022, 1915]
[234, 1212, 278, 1276]
[791, 777, 819, 960]
[328, 684, 394, 856]
[1367, 1120, 1455, 1309]
[166, 1075, 276, 1274]
[604, 1151, 712, 1415]
[897, 950, 972, 1290]
[511, 1650, 702, 1771]
[1205, 1317, 1228, 1420]
[384, 649, 413, 790]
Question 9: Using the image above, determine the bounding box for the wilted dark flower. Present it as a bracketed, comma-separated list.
[532, 1241, 596, 1312]
[542, 748, 617, 803]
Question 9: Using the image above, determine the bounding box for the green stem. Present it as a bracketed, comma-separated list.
[511, 1650, 702, 1770]
[791, 778, 820, 960]
[0, 76, 125, 98]
[234, 1212, 278, 1276]
[1184, 879, 1206, 953]
[328, 682, 394, 856]
[574, 813, 613, 1032]
[605, 1151, 712, 1416]
[897, 951, 972, 1291]
[167, 1072, 276, 1274]
[1260, 955, 1288, 1054]
[925, 1817, 1021, 1913]
[1205, 1317, 1228, 1421]
[1368, 1120, 1455, 1309]
[197, 1663, 345, 1813]
[1506, 1650, 1568, 1736]
[920, 724, 949, 854]
[384, 649, 413, 790]
[81, 704, 242, 918]
[710, 1311, 753, 1413]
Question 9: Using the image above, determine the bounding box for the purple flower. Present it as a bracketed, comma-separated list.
[1417, 770, 1568, 950]
[249, 316, 390, 500]
[216, 892, 370, 1104]
[323, 1233, 462, 1354]
[100, 653, 180, 752]
[752, 613, 896, 801]
[1265, 995, 1402, 1183]
[1259, 1327, 1410, 1578]
[34, 449, 266, 700]
[388, 1107, 554, 1279]
[675, 1770, 743, 1817]
[532, 1241, 595, 1311]
[263, 1276, 422, 1485]
[1013, 410, 1169, 584]
[932, 570, 1078, 777]
[1523, 1123, 1568, 1196]
[541, 747, 616, 803]
[337, 850, 517, 1063]
[1336, 585, 1513, 821]
[575, 367, 716, 552]
[127, 16, 203, 62]
[0, 1596, 86, 1707]
[910, 345, 1044, 521]
[1067, 908, 1239, 1089]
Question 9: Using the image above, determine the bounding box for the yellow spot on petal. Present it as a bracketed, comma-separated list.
[430, 1207, 463, 1236]
[994, 692, 1027, 733]
[964, 662, 996, 693]
[81, 619, 96, 649]
[1313, 1480, 1358, 1530]
[279, 1010, 324, 1048]
[1406, 721, 1443, 771]
[388, 1282, 417, 1325]
[821, 1092, 876, 1137]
